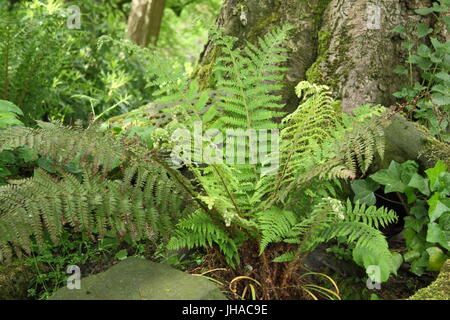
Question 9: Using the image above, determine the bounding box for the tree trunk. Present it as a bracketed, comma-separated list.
[311, 0, 432, 113]
[195, 0, 331, 111]
[127, 0, 167, 47]
[196, 0, 434, 113]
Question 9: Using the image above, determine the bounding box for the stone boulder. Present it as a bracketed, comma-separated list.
[0, 261, 36, 300]
[408, 259, 450, 300]
[50, 257, 227, 300]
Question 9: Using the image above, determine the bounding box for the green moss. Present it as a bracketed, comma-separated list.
[306, 30, 331, 83]
[421, 137, 450, 168]
[306, 25, 353, 95]
[192, 45, 220, 90]
[312, 0, 333, 26]
[0, 261, 35, 300]
[409, 259, 450, 300]
[246, 13, 280, 44]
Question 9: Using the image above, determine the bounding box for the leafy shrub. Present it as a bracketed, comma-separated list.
[352, 160, 450, 275]
[0, 1, 180, 124]
[392, 0, 450, 142]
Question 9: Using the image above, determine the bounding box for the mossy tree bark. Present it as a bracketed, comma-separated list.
[196, 0, 435, 113]
[312, 0, 433, 113]
[196, 0, 333, 112]
[195, 0, 448, 168]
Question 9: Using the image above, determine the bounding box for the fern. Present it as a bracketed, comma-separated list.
[257, 207, 297, 254]
[0, 4, 67, 123]
[0, 23, 401, 283]
[167, 210, 245, 267]
[0, 121, 125, 175]
[135, 29, 398, 280]
[206, 26, 291, 131]
[0, 124, 196, 262]
[264, 198, 399, 281]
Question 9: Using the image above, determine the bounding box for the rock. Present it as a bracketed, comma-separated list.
[408, 259, 450, 300]
[50, 257, 227, 300]
[0, 261, 35, 300]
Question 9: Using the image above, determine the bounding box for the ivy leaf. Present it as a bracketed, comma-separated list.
[426, 246, 447, 271]
[393, 65, 408, 75]
[402, 41, 415, 51]
[351, 179, 380, 206]
[426, 222, 450, 250]
[404, 250, 421, 263]
[370, 161, 418, 194]
[17, 147, 38, 163]
[410, 253, 429, 276]
[391, 25, 406, 33]
[404, 228, 427, 252]
[408, 173, 430, 196]
[426, 161, 448, 191]
[428, 198, 450, 223]
[37, 158, 57, 174]
[404, 187, 417, 204]
[0, 167, 12, 178]
[404, 216, 425, 233]
[415, 7, 435, 15]
[416, 23, 433, 38]
[411, 200, 428, 219]
[115, 249, 128, 261]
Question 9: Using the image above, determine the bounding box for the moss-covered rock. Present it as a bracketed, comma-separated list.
[50, 257, 227, 300]
[0, 261, 35, 300]
[408, 259, 450, 300]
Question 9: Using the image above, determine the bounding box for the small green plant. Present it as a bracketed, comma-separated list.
[392, 0, 450, 142]
[26, 228, 151, 300]
[352, 160, 450, 275]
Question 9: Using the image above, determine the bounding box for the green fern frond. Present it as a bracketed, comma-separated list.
[208, 26, 291, 131]
[256, 207, 297, 254]
[167, 210, 243, 267]
[0, 121, 125, 175]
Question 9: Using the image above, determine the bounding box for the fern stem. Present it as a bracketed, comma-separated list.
[210, 164, 243, 217]
[149, 151, 234, 234]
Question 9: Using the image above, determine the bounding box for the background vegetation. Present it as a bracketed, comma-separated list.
[0, 0, 448, 300]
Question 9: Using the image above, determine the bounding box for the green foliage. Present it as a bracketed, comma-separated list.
[0, 0, 183, 124]
[0, 100, 35, 185]
[392, 0, 450, 141]
[111, 26, 400, 280]
[26, 228, 151, 300]
[0, 123, 196, 262]
[0, 100, 24, 129]
[161, 0, 223, 64]
[352, 160, 450, 275]
[0, 2, 68, 123]
[264, 198, 399, 282]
